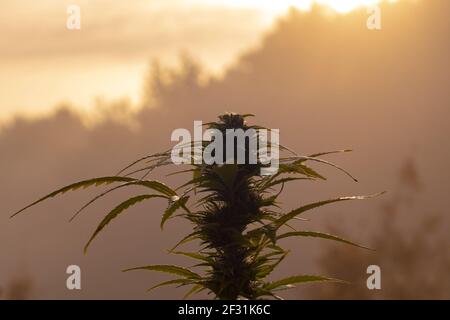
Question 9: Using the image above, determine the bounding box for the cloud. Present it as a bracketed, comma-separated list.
[0, 0, 449, 299]
[0, 0, 271, 121]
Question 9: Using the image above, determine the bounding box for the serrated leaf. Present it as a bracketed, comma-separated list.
[256, 251, 289, 279]
[136, 180, 177, 197]
[171, 251, 212, 263]
[293, 156, 358, 182]
[264, 275, 341, 291]
[84, 194, 166, 253]
[297, 164, 326, 180]
[183, 284, 205, 299]
[275, 163, 325, 180]
[261, 177, 310, 191]
[147, 279, 192, 292]
[175, 176, 206, 191]
[166, 168, 196, 177]
[69, 180, 174, 222]
[272, 193, 385, 229]
[277, 231, 372, 250]
[123, 265, 201, 279]
[116, 150, 171, 176]
[213, 164, 238, 189]
[11, 176, 136, 218]
[308, 149, 352, 158]
[161, 196, 190, 229]
[170, 232, 201, 252]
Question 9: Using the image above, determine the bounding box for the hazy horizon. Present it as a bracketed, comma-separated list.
[0, 0, 399, 124]
[1, 0, 449, 300]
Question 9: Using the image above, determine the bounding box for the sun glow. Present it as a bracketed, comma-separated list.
[210, 0, 396, 14]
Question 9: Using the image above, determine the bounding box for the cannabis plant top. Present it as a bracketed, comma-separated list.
[12, 113, 381, 300]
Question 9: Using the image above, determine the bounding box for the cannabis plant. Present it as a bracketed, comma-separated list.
[13, 113, 381, 300]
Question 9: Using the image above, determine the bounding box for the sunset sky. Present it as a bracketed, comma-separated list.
[0, 0, 396, 123]
[2, 0, 449, 300]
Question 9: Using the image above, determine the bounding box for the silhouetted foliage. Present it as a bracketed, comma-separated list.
[0, 274, 33, 300]
[306, 159, 450, 299]
[13, 113, 382, 299]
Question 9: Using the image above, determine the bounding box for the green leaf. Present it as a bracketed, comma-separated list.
[147, 279, 192, 292]
[116, 150, 171, 176]
[11, 176, 136, 218]
[161, 196, 190, 229]
[171, 251, 212, 263]
[69, 180, 174, 222]
[277, 231, 373, 250]
[166, 168, 196, 177]
[183, 284, 205, 299]
[272, 193, 385, 229]
[136, 180, 177, 197]
[256, 251, 289, 279]
[123, 265, 201, 279]
[293, 156, 358, 182]
[213, 164, 238, 189]
[175, 176, 206, 191]
[308, 149, 352, 158]
[275, 163, 326, 180]
[296, 164, 327, 180]
[261, 177, 310, 191]
[264, 275, 341, 291]
[193, 167, 202, 180]
[170, 232, 201, 252]
[121, 159, 173, 178]
[84, 194, 167, 253]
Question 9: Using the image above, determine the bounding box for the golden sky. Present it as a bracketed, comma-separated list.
[0, 0, 394, 123]
[3, 0, 450, 300]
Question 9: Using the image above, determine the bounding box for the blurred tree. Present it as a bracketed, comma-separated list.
[306, 159, 450, 299]
[0, 274, 33, 300]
